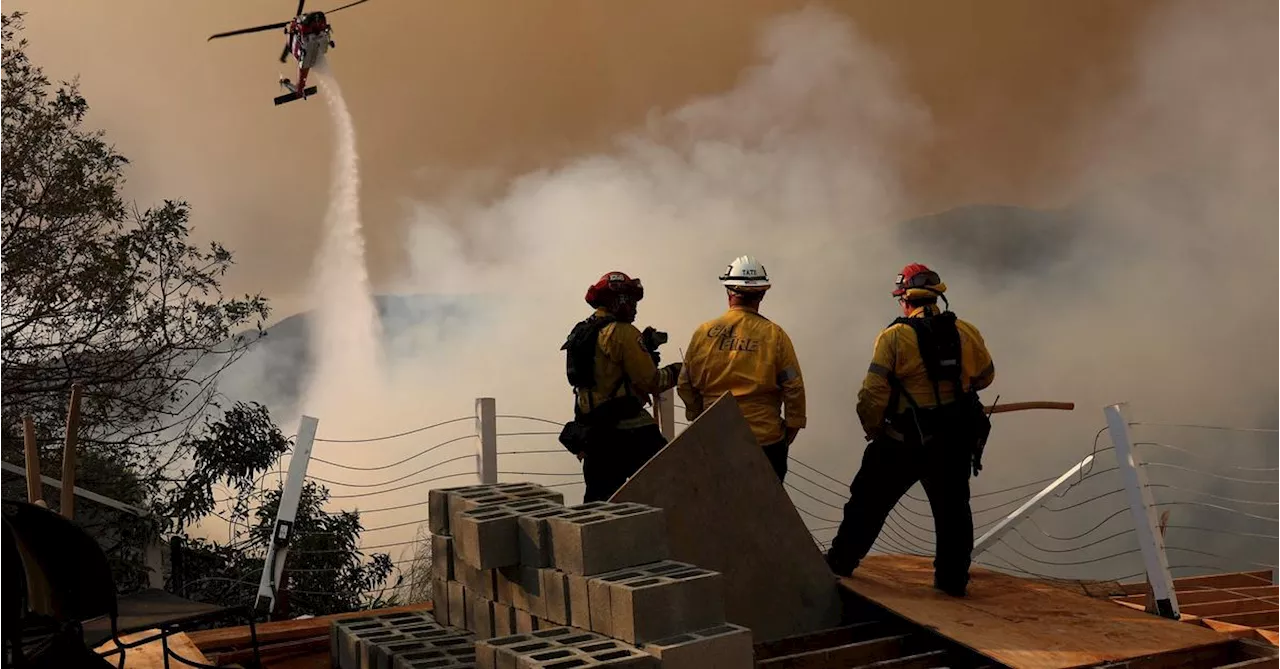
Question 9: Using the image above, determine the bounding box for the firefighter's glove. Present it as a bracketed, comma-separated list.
[659, 362, 682, 388]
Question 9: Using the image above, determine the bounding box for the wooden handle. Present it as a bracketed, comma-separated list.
[61, 383, 83, 520]
[22, 415, 41, 505]
[986, 401, 1075, 414]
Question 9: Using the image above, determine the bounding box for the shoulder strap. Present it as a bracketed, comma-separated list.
[883, 319, 920, 413]
[895, 311, 963, 405]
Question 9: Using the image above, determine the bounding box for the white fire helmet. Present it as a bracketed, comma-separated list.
[718, 255, 771, 291]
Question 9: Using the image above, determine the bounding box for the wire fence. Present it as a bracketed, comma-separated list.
[176, 404, 1277, 607]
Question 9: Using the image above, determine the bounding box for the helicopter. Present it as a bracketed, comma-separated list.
[208, 0, 371, 106]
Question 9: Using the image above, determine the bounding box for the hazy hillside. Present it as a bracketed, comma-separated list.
[214, 294, 482, 416]
[214, 204, 1077, 415]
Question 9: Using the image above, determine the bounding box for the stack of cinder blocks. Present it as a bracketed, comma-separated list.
[428, 482, 754, 668]
[329, 608, 477, 669]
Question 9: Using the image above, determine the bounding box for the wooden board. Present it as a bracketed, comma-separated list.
[841, 555, 1233, 669]
[94, 630, 210, 668]
[187, 601, 432, 651]
[611, 393, 843, 642]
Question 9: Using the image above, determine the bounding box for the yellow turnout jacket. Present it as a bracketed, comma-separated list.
[856, 305, 995, 439]
[574, 308, 679, 430]
[677, 306, 806, 446]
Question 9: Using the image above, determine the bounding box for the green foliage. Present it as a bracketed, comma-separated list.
[178, 481, 399, 617]
[2, 11, 269, 467]
[0, 13, 393, 615]
[162, 402, 292, 529]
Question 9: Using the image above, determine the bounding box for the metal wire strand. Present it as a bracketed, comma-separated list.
[1129, 421, 1278, 434]
[1134, 441, 1279, 473]
[1141, 462, 1278, 485]
[311, 434, 472, 471]
[1152, 500, 1278, 523]
[1147, 482, 1279, 507]
[496, 414, 564, 428]
[995, 536, 1142, 568]
[308, 453, 476, 488]
[314, 416, 473, 443]
[327, 471, 478, 500]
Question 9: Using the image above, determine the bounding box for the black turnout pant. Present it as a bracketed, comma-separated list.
[762, 438, 790, 482]
[581, 423, 668, 503]
[826, 435, 973, 589]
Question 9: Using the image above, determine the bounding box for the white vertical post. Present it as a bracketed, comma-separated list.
[654, 389, 676, 440]
[1106, 403, 1180, 619]
[256, 414, 318, 616]
[476, 398, 497, 484]
[146, 538, 165, 589]
[972, 454, 1095, 559]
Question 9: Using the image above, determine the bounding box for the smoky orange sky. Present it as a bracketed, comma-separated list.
[10, 0, 1162, 317]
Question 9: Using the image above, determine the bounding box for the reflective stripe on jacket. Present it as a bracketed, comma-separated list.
[677, 306, 806, 446]
[855, 305, 994, 438]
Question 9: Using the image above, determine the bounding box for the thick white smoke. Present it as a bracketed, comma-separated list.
[301, 68, 385, 421]
[247, 3, 1275, 578]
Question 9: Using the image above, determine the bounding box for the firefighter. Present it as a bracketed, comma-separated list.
[824, 263, 995, 597]
[677, 256, 806, 482]
[558, 271, 682, 502]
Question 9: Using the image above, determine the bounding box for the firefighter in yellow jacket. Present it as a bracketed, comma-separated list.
[824, 263, 995, 597]
[677, 256, 806, 481]
[559, 271, 682, 502]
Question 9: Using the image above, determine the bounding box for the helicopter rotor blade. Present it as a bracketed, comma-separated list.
[208, 21, 291, 41]
[296, 0, 307, 17]
[324, 0, 372, 14]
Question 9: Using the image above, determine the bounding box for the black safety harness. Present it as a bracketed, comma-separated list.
[558, 314, 644, 455]
[882, 309, 992, 475]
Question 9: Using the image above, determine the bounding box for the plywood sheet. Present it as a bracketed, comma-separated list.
[611, 393, 843, 642]
[95, 630, 210, 668]
[842, 555, 1233, 669]
[188, 602, 432, 650]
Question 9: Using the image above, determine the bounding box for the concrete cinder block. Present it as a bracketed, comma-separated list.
[428, 487, 456, 535]
[477, 634, 536, 669]
[371, 637, 437, 669]
[609, 573, 725, 646]
[431, 534, 455, 581]
[394, 640, 478, 669]
[584, 646, 655, 668]
[335, 618, 386, 669]
[450, 491, 514, 532]
[632, 560, 692, 577]
[469, 595, 497, 639]
[567, 573, 591, 630]
[432, 578, 449, 626]
[446, 580, 467, 629]
[496, 640, 559, 669]
[663, 566, 726, 632]
[516, 647, 592, 669]
[403, 627, 461, 645]
[505, 498, 563, 514]
[358, 629, 407, 669]
[507, 486, 567, 507]
[547, 506, 668, 576]
[431, 483, 500, 535]
[423, 632, 477, 655]
[641, 624, 754, 669]
[585, 568, 648, 637]
[514, 608, 537, 634]
[456, 506, 523, 570]
[494, 566, 517, 605]
[540, 569, 571, 625]
[502, 565, 546, 618]
[493, 601, 517, 637]
[529, 626, 578, 643]
[517, 506, 576, 568]
[376, 610, 436, 627]
[455, 554, 499, 600]
[391, 649, 450, 669]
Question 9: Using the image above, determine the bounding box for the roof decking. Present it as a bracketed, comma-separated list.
[840, 555, 1242, 669]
